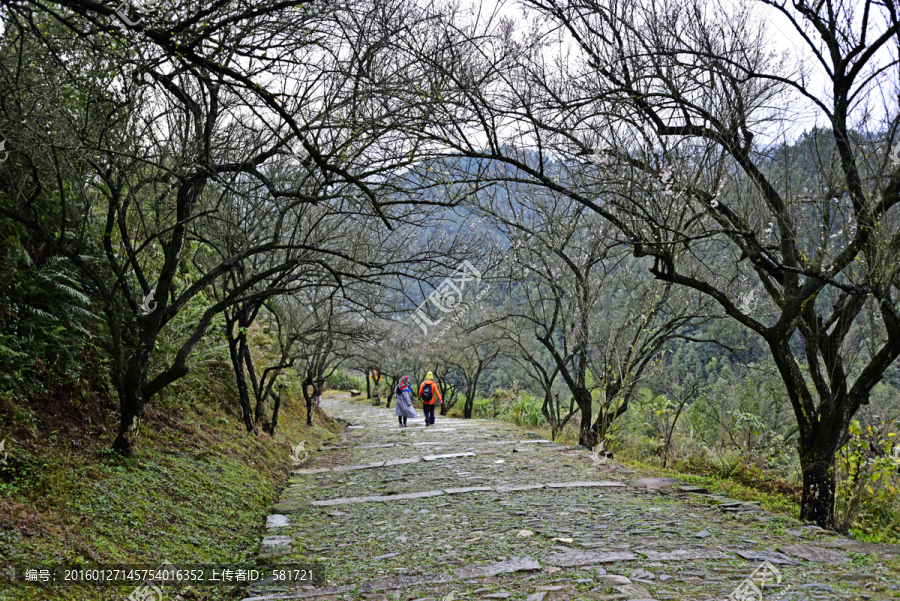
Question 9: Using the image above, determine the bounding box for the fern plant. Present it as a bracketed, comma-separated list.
[0, 227, 101, 399]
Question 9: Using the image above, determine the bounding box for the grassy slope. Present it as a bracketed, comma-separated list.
[0, 384, 343, 601]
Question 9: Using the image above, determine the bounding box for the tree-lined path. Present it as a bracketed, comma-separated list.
[243, 396, 899, 601]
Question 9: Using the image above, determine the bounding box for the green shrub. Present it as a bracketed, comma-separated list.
[324, 368, 364, 391]
[836, 419, 900, 539]
[0, 223, 107, 404]
[499, 393, 545, 429]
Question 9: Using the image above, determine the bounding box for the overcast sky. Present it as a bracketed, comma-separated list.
[470, 0, 896, 142]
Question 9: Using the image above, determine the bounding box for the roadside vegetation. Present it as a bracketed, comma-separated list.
[0, 312, 342, 600]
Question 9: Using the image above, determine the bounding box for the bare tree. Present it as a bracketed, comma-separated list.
[517, 0, 900, 528]
[443, 323, 504, 418]
[478, 185, 694, 446]
[659, 372, 700, 468]
[418, 0, 900, 528]
[292, 290, 374, 426]
[500, 316, 573, 440]
[0, 0, 472, 454]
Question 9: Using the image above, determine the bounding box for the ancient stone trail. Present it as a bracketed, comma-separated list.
[243, 395, 900, 601]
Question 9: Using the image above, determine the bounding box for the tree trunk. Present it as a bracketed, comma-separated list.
[590, 398, 629, 446]
[798, 437, 838, 528]
[463, 380, 477, 418]
[768, 337, 850, 528]
[575, 389, 596, 448]
[662, 398, 688, 468]
[111, 370, 146, 455]
[540, 390, 557, 440]
[264, 392, 281, 435]
[385, 375, 398, 408]
[111, 333, 155, 455]
[365, 367, 372, 399]
[227, 330, 259, 435]
[443, 388, 459, 415]
[245, 342, 273, 433]
[463, 395, 474, 418]
[436, 377, 449, 415]
[463, 363, 484, 419]
[303, 381, 315, 427]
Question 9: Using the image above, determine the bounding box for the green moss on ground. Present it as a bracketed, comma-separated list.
[0, 390, 343, 600]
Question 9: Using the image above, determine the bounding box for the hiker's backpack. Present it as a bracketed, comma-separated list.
[421, 383, 433, 402]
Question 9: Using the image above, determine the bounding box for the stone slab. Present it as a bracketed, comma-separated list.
[265, 514, 290, 529]
[545, 481, 626, 488]
[384, 490, 446, 501]
[707, 496, 744, 505]
[422, 452, 476, 461]
[332, 461, 385, 472]
[614, 583, 653, 599]
[541, 551, 637, 567]
[627, 477, 684, 488]
[734, 550, 799, 565]
[260, 535, 294, 549]
[316, 495, 382, 506]
[776, 545, 850, 565]
[384, 457, 422, 466]
[597, 575, 632, 586]
[454, 557, 542, 578]
[637, 549, 726, 561]
[496, 484, 545, 493]
[291, 468, 332, 475]
[311, 490, 445, 506]
[827, 540, 900, 556]
[444, 486, 494, 494]
[359, 573, 455, 591]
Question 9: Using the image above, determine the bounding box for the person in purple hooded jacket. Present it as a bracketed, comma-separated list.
[394, 375, 418, 427]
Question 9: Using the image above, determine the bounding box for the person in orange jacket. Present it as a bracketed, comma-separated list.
[418, 371, 443, 427]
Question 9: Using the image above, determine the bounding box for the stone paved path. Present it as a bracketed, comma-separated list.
[243, 395, 900, 601]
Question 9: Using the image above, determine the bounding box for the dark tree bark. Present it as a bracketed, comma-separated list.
[264, 390, 282, 435]
[385, 374, 399, 408]
[446, 341, 500, 420]
[226, 322, 260, 435]
[302, 379, 318, 427]
[462, 359, 491, 419]
[435, 371, 460, 416]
